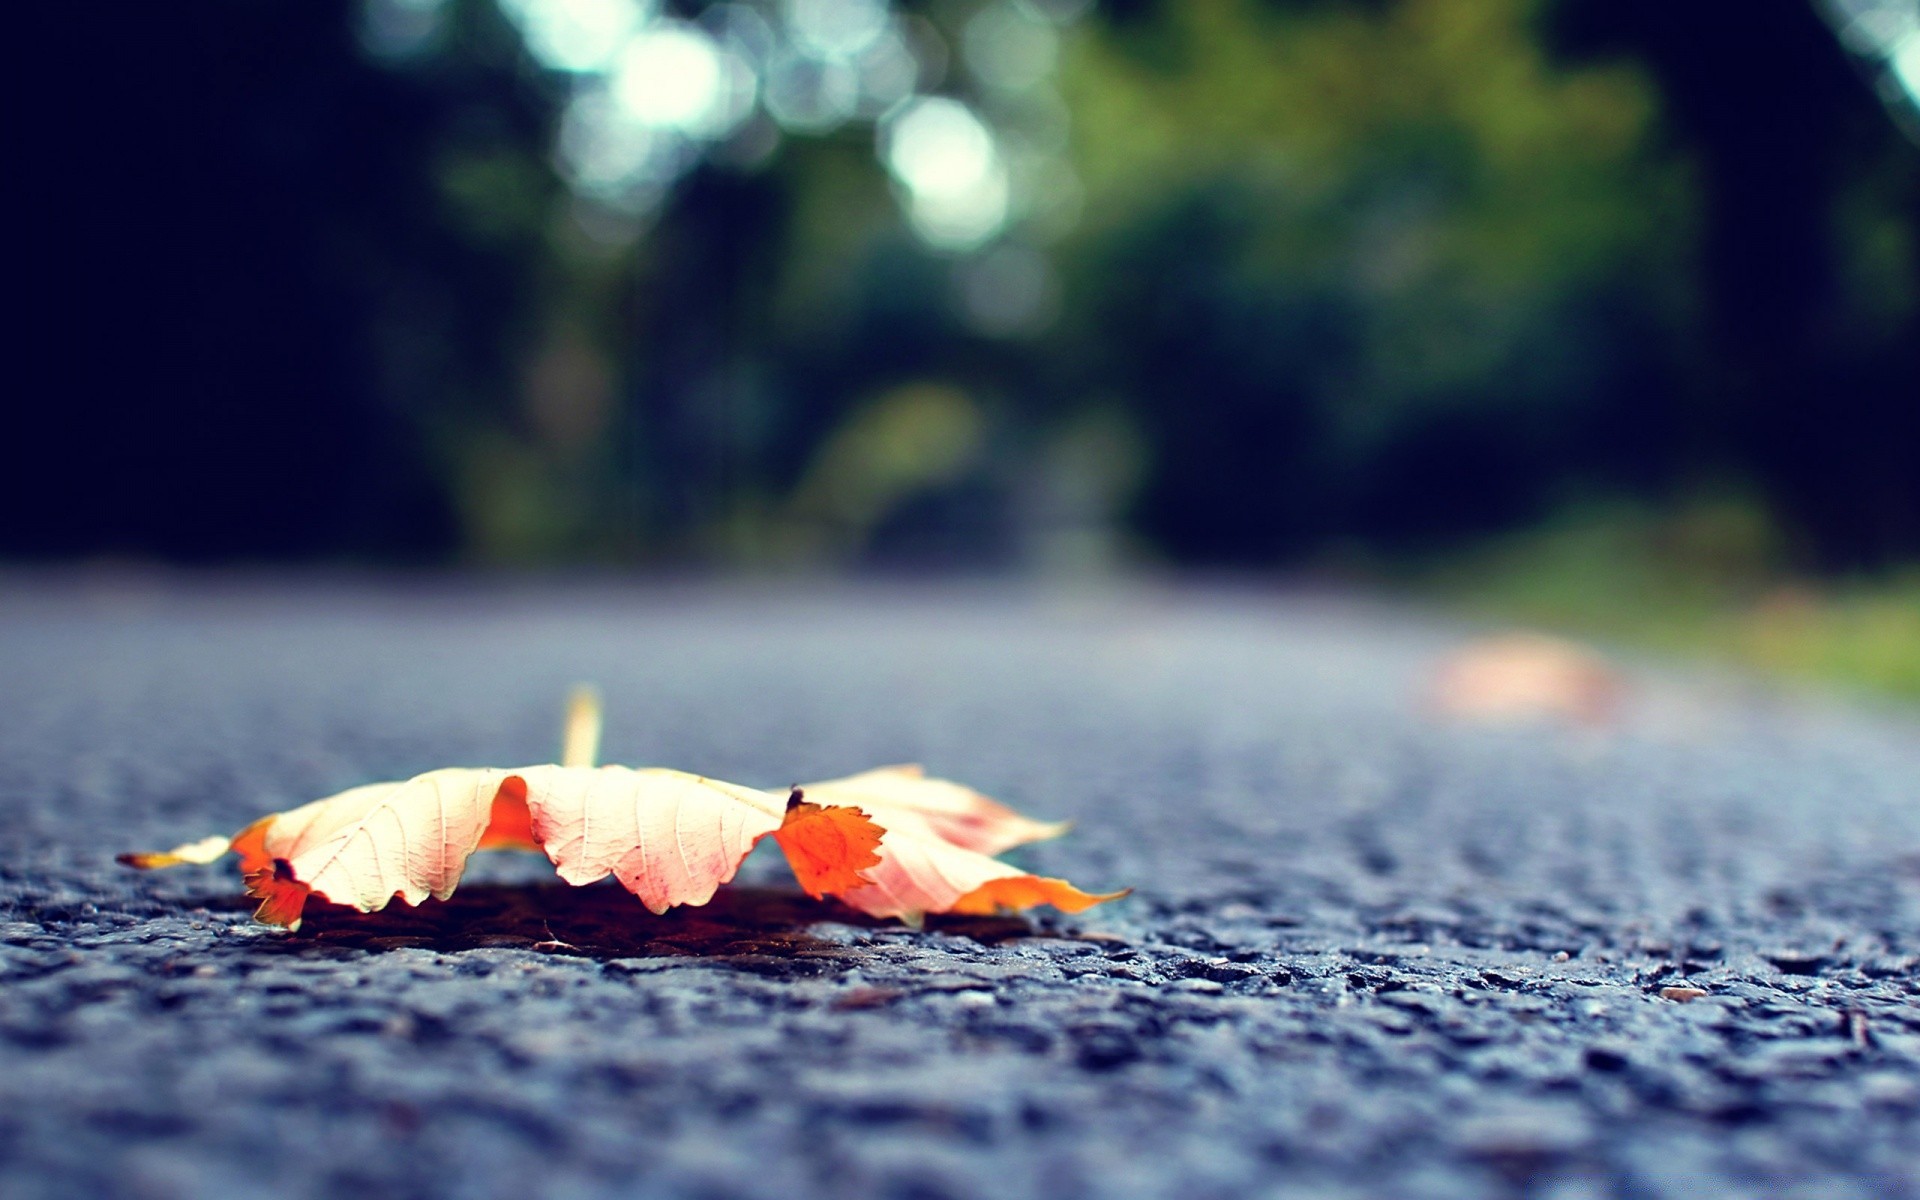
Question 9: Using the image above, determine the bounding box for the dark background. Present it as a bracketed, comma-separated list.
[14, 0, 1919, 575]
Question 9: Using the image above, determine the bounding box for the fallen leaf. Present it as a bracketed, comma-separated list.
[515, 765, 869, 914]
[117, 834, 231, 869]
[127, 766, 880, 930]
[774, 796, 887, 899]
[121, 693, 1121, 930]
[1429, 632, 1624, 727]
[801, 764, 1069, 855]
[803, 772, 1124, 924]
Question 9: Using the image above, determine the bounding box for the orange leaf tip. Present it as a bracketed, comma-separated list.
[769, 798, 884, 899]
[243, 857, 315, 931]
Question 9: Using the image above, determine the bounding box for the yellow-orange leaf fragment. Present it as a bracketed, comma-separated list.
[947, 875, 1121, 916]
[770, 797, 884, 898]
[115, 834, 231, 870]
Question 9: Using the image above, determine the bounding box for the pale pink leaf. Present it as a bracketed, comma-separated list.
[516, 765, 789, 914]
[801, 765, 1069, 855]
[234, 768, 514, 927]
[828, 805, 1123, 923]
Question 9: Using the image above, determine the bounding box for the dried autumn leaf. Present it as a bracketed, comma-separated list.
[829, 802, 1125, 924]
[801, 767, 1125, 924]
[775, 797, 890, 899]
[1429, 632, 1624, 727]
[801, 765, 1069, 855]
[514, 765, 884, 914]
[121, 692, 1122, 930]
[127, 766, 881, 931]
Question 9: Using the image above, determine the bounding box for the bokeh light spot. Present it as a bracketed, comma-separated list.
[783, 0, 889, 62]
[853, 25, 921, 117]
[882, 97, 1010, 249]
[962, 2, 1059, 93]
[763, 49, 861, 132]
[1896, 29, 1920, 103]
[557, 87, 680, 212]
[612, 22, 755, 139]
[498, 0, 653, 74]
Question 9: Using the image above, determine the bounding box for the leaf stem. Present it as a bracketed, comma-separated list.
[562, 685, 603, 769]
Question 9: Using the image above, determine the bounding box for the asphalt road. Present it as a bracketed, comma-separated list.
[2, 577, 1918, 1200]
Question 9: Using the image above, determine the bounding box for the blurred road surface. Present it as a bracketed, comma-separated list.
[2, 577, 1918, 1199]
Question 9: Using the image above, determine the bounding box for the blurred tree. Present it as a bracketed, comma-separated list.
[16, 0, 553, 560]
[1060, 0, 1691, 560]
[13, 0, 1915, 575]
[1548, 0, 1920, 568]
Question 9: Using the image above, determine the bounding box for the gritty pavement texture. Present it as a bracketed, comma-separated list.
[2, 578, 1919, 1200]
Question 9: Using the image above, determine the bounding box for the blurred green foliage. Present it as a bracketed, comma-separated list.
[18, 0, 1919, 594]
[1058, 0, 1692, 559]
[1431, 497, 1920, 699]
[436, 0, 1701, 567]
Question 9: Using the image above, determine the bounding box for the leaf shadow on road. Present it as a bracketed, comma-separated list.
[199, 883, 1046, 972]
